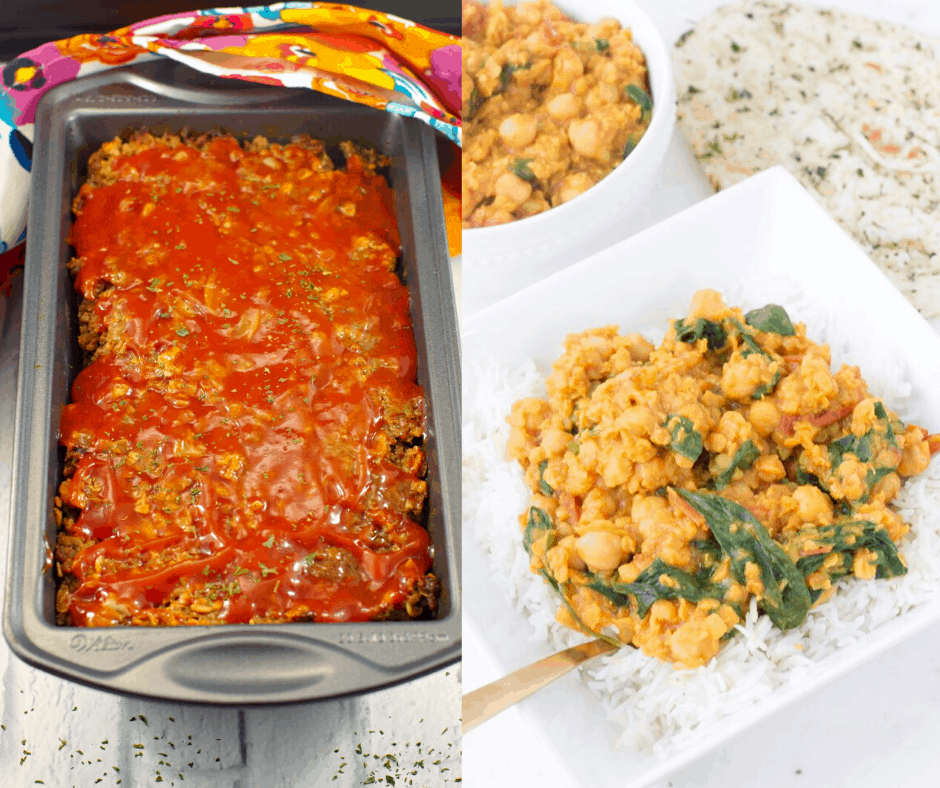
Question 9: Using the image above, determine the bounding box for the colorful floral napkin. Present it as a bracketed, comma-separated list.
[0, 2, 461, 252]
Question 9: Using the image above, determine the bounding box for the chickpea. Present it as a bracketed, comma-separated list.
[850, 398, 877, 437]
[498, 113, 537, 148]
[899, 433, 930, 476]
[551, 48, 584, 91]
[547, 543, 571, 583]
[870, 470, 901, 502]
[831, 459, 866, 501]
[753, 454, 786, 482]
[749, 400, 781, 436]
[630, 493, 668, 531]
[617, 405, 657, 435]
[597, 60, 621, 86]
[791, 484, 832, 523]
[567, 118, 602, 159]
[514, 1, 542, 25]
[580, 487, 616, 524]
[852, 548, 878, 580]
[721, 355, 762, 400]
[540, 427, 571, 455]
[623, 333, 655, 362]
[687, 289, 726, 321]
[718, 410, 751, 442]
[564, 450, 596, 496]
[585, 21, 615, 40]
[575, 530, 624, 571]
[546, 92, 582, 121]
[594, 83, 621, 109]
[494, 171, 533, 205]
[556, 172, 594, 204]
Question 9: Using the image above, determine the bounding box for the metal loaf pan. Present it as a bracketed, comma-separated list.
[4, 62, 461, 704]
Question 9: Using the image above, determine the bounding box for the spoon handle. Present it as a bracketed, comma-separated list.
[462, 638, 618, 734]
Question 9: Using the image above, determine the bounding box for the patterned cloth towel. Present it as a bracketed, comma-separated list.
[0, 2, 461, 252]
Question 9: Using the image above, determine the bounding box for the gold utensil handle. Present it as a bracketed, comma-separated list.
[462, 638, 618, 734]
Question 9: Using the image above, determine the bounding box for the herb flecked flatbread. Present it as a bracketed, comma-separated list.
[673, 1, 940, 316]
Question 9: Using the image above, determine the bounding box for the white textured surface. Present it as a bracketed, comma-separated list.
[463, 2, 940, 787]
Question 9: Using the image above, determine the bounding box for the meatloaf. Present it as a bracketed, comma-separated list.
[55, 130, 439, 626]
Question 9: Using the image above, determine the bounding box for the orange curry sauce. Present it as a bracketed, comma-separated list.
[59, 135, 432, 626]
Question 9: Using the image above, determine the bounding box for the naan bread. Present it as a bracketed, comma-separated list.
[673, 1, 940, 316]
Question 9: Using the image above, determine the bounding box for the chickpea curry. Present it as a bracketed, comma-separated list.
[463, 0, 653, 227]
[508, 290, 940, 668]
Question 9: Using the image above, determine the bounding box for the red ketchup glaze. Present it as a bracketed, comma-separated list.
[59, 135, 432, 626]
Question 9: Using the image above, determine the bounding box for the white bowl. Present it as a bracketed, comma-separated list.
[463, 0, 676, 311]
[463, 167, 940, 787]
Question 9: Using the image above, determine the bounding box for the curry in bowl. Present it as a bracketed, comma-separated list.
[462, 0, 653, 227]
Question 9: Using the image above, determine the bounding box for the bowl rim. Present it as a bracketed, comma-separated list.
[463, 0, 676, 238]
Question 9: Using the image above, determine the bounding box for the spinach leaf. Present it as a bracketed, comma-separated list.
[673, 317, 727, 351]
[498, 62, 531, 92]
[594, 38, 610, 53]
[729, 319, 766, 357]
[541, 569, 621, 648]
[587, 558, 717, 618]
[498, 63, 517, 92]
[790, 520, 906, 580]
[677, 489, 811, 630]
[466, 85, 483, 122]
[873, 400, 897, 446]
[864, 466, 895, 498]
[509, 158, 537, 183]
[795, 464, 829, 493]
[537, 459, 554, 495]
[623, 136, 636, 159]
[835, 500, 854, 517]
[724, 318, 782, 397]
[712, 440, 760, 490]
[691, 537, 724, 566]
[585, 578, 631, 608]
[626, 83, 653, 118]
[752, 368, 782, 400]
[663, 414, 703, 461]
[744, 304, 796, 336]
[523, 506, 555, 556]
[828, 433, 872, 467]
[825, 409, 899, 500]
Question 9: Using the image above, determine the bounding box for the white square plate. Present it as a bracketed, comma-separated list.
[462, 166, 940, 787]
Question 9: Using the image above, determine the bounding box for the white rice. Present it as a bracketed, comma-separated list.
[462, 275, 940, 755]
